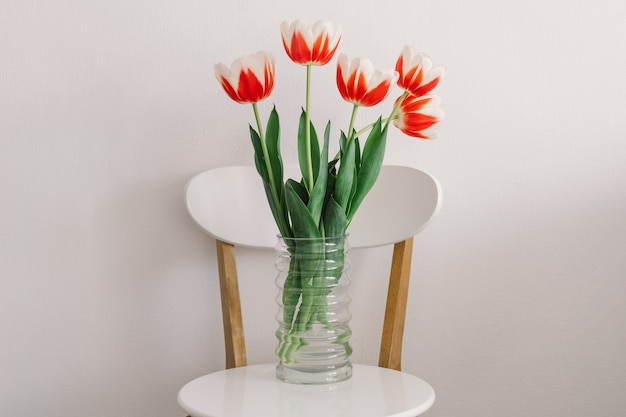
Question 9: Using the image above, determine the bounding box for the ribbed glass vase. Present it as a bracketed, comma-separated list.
[274, 235, 352, 384]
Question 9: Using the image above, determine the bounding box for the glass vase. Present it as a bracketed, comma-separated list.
[275, 235, 353, 384]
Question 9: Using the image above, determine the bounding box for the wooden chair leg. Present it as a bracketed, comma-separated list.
[216, 240, 247, 369]
[378, 237, 414, 371]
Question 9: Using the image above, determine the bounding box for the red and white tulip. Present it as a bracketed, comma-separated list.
[214, 51, 275, 104]
[280, 20, 342, 66]
[336, 54, 397, 107]
[393, 94, 444, 139]
[395, 45, 445, 97]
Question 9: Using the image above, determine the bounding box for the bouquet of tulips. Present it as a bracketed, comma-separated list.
[215, 20, 444, 365]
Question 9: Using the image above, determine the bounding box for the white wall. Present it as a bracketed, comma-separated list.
[2, 0, 625, 416]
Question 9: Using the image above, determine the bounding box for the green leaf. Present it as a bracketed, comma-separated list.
[361, 117, 383, 162]
[262, 180, 289, 238]
[354, 136, 361, 174]
[286, 178, 309, 206]
[285, 181, 320, 238]
[335, 137, 356, 210]
[323, 196, 348, 238]
[307, 121, 331, 227]
[348, 122, 389, 221]
[249, 126, 268, 182]
[266, 107, 283, 201]
[279, 184, 291, 237]
[339, 131, 347, 156]
[297, 109, 320, 190]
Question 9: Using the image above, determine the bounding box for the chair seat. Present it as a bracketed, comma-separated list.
[178, 363, 435, 417]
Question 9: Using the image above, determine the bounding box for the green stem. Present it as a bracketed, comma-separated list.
[304, 64, 314, 191]
[353, 117, 392, 138]
[346, 103, 359, 142]
[330, 104, 361, 161]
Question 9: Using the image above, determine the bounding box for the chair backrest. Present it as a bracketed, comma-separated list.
[185, 165, 441, 370]
[185, 165, 441, 249]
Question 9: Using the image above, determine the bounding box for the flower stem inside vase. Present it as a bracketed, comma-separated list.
[275, 235, 353, 384]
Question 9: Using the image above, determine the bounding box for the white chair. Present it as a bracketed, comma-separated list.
[179, 165, 441, 417]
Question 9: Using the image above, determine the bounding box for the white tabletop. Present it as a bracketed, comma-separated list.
[178, 363, 435, 417]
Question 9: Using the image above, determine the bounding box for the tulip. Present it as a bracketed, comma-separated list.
[280, 20, 341, 190]
[336, 54, 396, 107]
[395, 45, 445, 97]
[280, 20, 341, 66]
[393, 94, 444, 139]
[214, 51, 275, 103]
[215, 51, 280, 218]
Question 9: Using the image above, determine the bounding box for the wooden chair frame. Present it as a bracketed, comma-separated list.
[216, 236, 415, 372]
